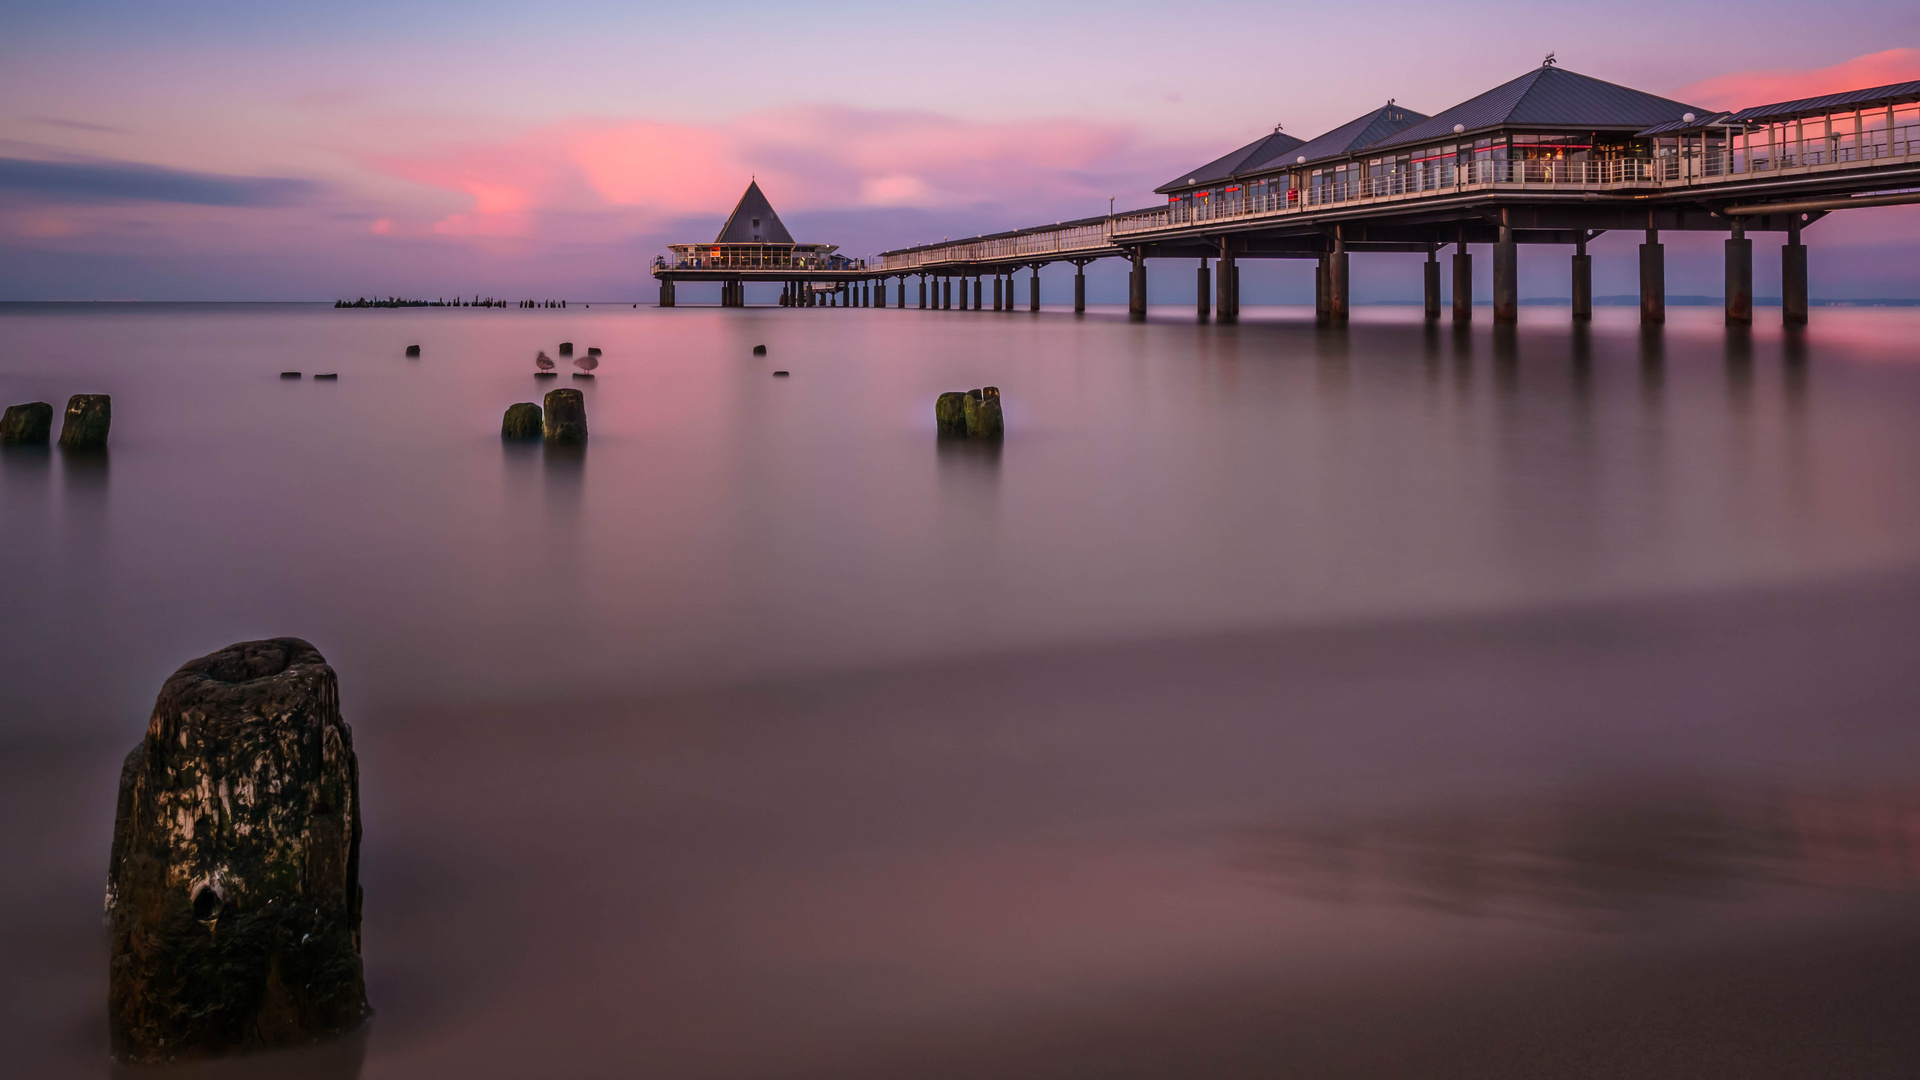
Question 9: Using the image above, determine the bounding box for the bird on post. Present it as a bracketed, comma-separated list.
[535, 351, 556, 373]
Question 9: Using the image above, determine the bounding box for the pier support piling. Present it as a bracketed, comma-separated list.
[1315, 255, 1331, 324]
[1197, 258, 1211, 322]
[659, 278, 675, 307]
[1424, 248, 1440, 319]
[1726, 221, 1753, 325]
[972, 277, 982, 311]
[1572, 233, 1592, 322]
[1452, 239, 1473, 322]
[1074, 262, 1087, 313]
[943, 278, 952, 310]
[1640, 227, 1665, 324]
[1493, 220, 1518, 324]
[1030, 266, 1040, 312]
[1219, 247, 1239, 324]
[1329, 231, 1349, 324]
[1128, 251, 1147, 321]
[1783, 217, 1808, 326]
[993, 275, 1003, 311]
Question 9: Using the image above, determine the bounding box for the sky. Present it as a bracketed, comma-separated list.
[2, 0, 1918, 301]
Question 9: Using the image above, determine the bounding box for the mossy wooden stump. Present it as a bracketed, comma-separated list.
[108, 638, 368, 1064]
[501, 402, 543, 439]
[936, 387, 1002, 440]
[59, 394, 110, 450]
[2, 401, 53, 444]
[543, 388, 587, 444]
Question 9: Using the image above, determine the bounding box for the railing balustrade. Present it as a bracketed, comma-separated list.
[658, 254, 867, 271]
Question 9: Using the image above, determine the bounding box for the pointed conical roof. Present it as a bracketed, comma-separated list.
[1155, 129, 1307, 193]
[1282, 103, 1431, 168]
[714, 180, 795, 244]
[1372, 66, 1698, 150]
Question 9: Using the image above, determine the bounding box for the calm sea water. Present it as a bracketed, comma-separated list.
[6, 302, 1920, 1077]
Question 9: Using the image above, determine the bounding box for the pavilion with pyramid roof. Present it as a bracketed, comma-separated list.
[655, 180, 866, 307]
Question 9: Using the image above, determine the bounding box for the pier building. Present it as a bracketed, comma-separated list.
[653, 180, 869, 307]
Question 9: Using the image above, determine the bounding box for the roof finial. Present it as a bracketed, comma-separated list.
[1543, 51, 1557, 68]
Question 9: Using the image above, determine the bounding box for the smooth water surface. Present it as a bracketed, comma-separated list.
[5, 302, 1920, 1077]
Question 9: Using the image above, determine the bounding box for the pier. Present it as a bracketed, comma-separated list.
[656, 64, 1920, 325]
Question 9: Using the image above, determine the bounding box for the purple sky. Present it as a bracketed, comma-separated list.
[2, 2, 1917, 300]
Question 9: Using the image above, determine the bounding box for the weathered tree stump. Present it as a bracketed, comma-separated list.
[59, 394, 110, 450]
[1, 401, 53, 444]
[108, 638, 369, 1064]
[963, 386, 1004, 440]
[935, 392, 969, 436]
[501, 402, 543, 439]
[543, 387, 587, 444]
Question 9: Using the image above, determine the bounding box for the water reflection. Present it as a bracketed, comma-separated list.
[541, 444, 585, 522]
[1, 442, 52, 491]
[1490, 324, 1520, 398]
[1238, 779, 1920, 924]
[1569, 323, 1593, 400]
[109, 1025, 366, 1080]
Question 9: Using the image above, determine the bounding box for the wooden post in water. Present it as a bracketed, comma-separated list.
[1030, 265, 1040, 312]
[1197, 258, 1210, 322]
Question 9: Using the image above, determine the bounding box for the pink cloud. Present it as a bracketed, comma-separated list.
[365, 106, 1167, 239]
[1679, 48, 1920, 112]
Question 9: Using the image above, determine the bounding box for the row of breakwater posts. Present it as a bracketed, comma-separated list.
[654, 65, 1920, 327]
[2, 395, 110, 449]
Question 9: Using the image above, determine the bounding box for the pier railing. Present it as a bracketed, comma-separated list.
[657, 254, 867, 271]
[877, 117, 1920, 270]
[878, 218, 1116, 272]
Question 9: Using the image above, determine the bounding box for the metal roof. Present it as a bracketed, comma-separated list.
[714, 180, 795, 245]
[1155, 129, 1306, 194]
[1721, 80, 1920, 125]
[1372, 65, 1699, 150]
[1254, 103, 1430, 172]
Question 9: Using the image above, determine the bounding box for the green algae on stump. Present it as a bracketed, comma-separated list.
[108, 638, 369, 1064]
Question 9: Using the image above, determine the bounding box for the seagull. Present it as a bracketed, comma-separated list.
[536, 351, 555, 372]
[574, 355, 599, 372]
